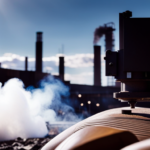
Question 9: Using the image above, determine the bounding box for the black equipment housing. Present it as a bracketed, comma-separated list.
[104, 11, 150, 108]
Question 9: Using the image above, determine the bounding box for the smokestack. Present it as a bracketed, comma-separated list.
[59, 57, 64, 81]
[36, 32, 43, 72]
[25, 57, 28, 71]
[94, 45, 101, 86]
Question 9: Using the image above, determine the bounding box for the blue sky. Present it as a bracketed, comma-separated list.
[0, 0, 149, 85]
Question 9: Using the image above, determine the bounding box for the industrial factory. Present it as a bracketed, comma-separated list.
[0, 30, 128, 115]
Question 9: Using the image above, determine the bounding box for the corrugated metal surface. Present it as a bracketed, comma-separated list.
[75, 107, 150, 141]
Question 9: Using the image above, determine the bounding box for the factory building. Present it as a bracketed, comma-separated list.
[0, 32, 127, 115]
[0, 32, 49, 88]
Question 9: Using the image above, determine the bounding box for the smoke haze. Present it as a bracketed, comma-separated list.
[0, 76, 80, 141]
[93, 26, 106, 44]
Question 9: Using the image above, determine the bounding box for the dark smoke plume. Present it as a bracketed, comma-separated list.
[93, 26, 106, 44]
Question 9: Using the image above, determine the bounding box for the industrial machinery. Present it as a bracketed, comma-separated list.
[42, 11, 150, 150]
[105, 10, 150, 108]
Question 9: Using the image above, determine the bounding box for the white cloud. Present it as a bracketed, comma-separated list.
[0, 53, 98, 70]
[0, 53, 106, 85]
[0, 53, 25, 62]
[2, 64, 8, 69]
[65, 72, 93, 85]
[65, 54, 94, 68]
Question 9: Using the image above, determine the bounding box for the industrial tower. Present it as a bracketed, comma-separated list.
[94, 22, 115, 86]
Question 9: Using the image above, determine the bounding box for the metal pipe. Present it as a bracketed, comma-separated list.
[36, 32, 43, 72]
[25, 57, 28, 71]
[59, 56, 64, 81]
[94, 45, 101, 86]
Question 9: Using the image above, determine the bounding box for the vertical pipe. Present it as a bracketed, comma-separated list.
[59, 56, 64, 81]
[36, 32, 43, 72]
[25, 57, 28, 71]
[105, 29, 115, 86]
[94, 45, 101, 86]
[119, 13, 124, 49]
[105, 31, 114, 51]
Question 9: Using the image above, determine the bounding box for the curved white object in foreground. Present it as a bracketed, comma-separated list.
[42, 107, 150, 150]
[122, 139, 150, 150]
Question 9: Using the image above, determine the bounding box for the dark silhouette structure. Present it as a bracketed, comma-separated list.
[105, 10, 150, 108]
[42, 11, 150, 150]
[94, 23, 115, 86]
[104, 23, 115, 51]
[94, 45, 101, 86]
[0, 31, 122, 115]
[36, 32, 43, 72]
[59, 57, 64, 81]
[25, 57, 28, 71]
[0, 32, 48, 88]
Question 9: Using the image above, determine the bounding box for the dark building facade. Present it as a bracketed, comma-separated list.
[0, 68, 49, 88]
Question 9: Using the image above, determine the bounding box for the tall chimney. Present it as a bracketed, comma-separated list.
[25, 57, 28, 71]
[59, 56, 64, 81]
[94, 45, 101, 86]
[36, 32, 43, 72]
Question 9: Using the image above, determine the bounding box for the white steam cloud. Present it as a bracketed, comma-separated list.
[0, 76, 80, 141]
